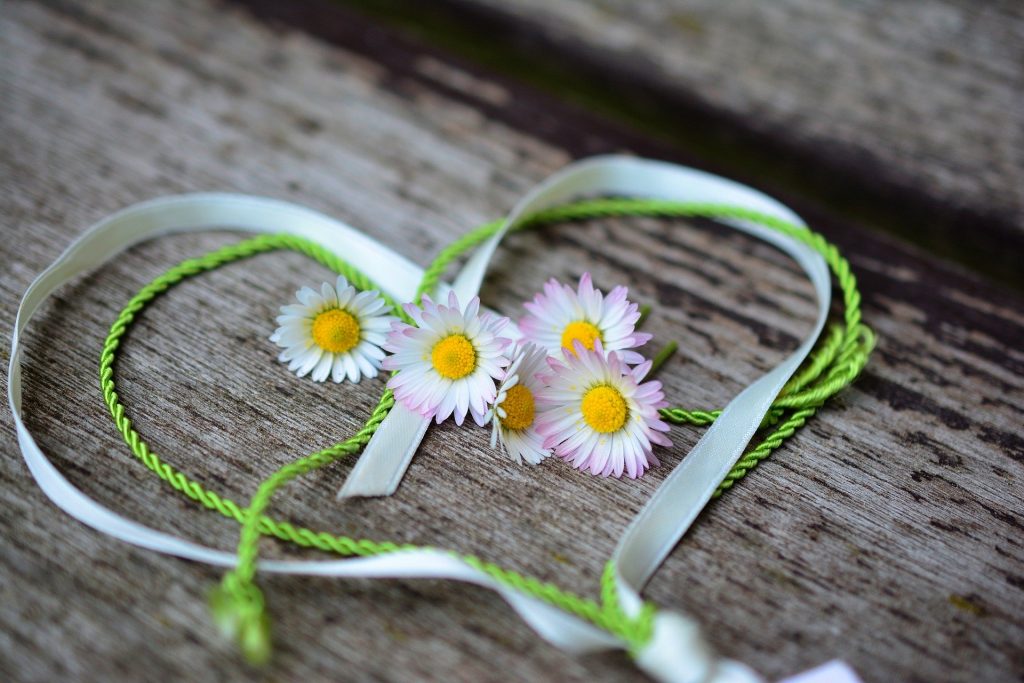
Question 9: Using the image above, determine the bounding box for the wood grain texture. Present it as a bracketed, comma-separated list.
[1, 1, 1022, 682]
[439, 0, 1024, 223]
[369, 0, 1024, 284]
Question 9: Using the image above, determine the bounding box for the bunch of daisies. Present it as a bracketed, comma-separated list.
[271, 273, 671, 478]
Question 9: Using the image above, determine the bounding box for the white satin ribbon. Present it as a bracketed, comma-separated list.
[340, 156, 821, 499]
[6, 194, 625, 653]
[8, 159, 854, 682]
[339, 154, 830, 658]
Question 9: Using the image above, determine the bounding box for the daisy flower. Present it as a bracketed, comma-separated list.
[519, 272, 651, 364]
[485, 343, 551, 465]
[382, 291, 512, 426]
[271, 275, 396, 383]
[536, 340, 671, 478]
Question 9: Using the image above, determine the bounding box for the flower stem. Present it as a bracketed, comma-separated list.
[649, 341, 678, 376]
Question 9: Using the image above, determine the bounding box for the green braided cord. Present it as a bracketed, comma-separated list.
[411, 198, 875, 495]
[99, 231, 653, 662]
[99, 199, 872, 663]
[658, 408, 721, 426]
[781, 324, 845, 397]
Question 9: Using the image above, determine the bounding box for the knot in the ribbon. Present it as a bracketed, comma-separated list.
[635, 611, 764, 683]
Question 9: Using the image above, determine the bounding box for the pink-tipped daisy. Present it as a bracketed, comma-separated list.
[536, 340, 671, 478]
[271, 275, 396, 383]
[485, 343, 551, 465]
[519, 272, 651, 364]
[382, 291, 512, 426]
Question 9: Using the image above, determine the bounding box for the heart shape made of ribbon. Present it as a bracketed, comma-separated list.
[9, 156, 873, 683]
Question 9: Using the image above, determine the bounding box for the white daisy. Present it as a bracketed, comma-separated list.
[536, 340, 672, 478]
[270, 275, 396, 383]
[485, 343, 551, 465]
[519, 272, 651, 364]
[382, 291, 512, 426]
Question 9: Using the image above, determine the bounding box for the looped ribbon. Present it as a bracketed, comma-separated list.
[8, 156, 857, 683]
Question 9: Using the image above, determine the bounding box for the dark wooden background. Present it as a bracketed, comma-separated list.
[1, 1, 1021, 682]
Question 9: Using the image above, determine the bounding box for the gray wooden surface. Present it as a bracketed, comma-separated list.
[438, 0, 1024, 235]
[1, 1, 1022, 682]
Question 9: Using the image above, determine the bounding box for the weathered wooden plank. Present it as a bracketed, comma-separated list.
[337, 0, 1024, 286]
[1, 1, 1021, 682]
[460, 0, 1024, 216]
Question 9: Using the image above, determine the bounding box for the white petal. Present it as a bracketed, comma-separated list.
[279, 303, 310, 316]
[293, 347, 323, 377]
[336, 286, 355, 308]
[353, 350, 377, 378]
[437, 390, 459, 424]
[321, 282, 338, 308]
[276, 328, 310, 347]
[342, 353, 359, 382]
[296, 286, 319, 309]
[331, 356, 347, 383]
[311, 353, 333, 382]
[362, 316, 395, 331]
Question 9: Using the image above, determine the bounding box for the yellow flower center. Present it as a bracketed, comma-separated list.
[561, 320, 602, 355]
[311, 308, 361, 354]
[431, 334, 477, 379]
[499, 384, 535, 431]
[581, 385, 628, 434]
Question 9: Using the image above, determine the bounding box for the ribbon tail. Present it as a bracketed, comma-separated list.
[337, 405, 430, 499]
[335, 234, 503, 499]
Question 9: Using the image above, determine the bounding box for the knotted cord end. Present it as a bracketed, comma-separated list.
[209, 575, 272, 665]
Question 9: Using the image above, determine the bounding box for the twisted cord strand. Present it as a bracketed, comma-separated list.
[414, 199, 874, 492]
[99, 232, 646, 661]
[98, 199, 873, 663]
